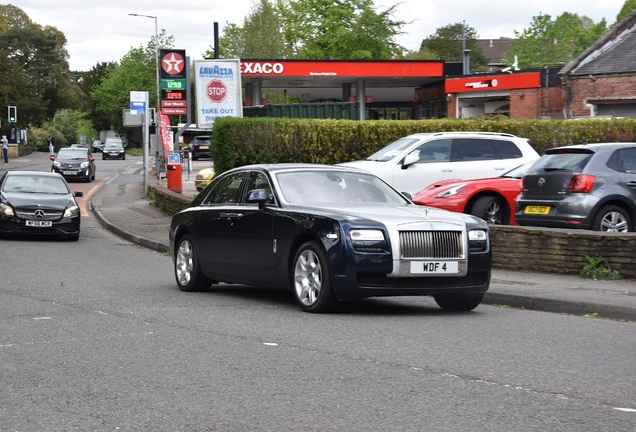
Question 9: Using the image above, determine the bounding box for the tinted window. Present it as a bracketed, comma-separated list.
[530, 152, 592, 173]
[493, 140, 523, 159]
[412, 139, 452, 163]
[201, 172, 244, 205]
[57, 149, 89, 160]
[243, 171, 275, 204]
[619, 148, 636, 173]
[454, 139, 495, 161]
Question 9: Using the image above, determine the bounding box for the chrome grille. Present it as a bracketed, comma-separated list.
[15, 209, 63, 221]
[399, 231, 464, 259]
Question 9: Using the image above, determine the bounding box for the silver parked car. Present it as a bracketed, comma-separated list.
[516, 143, 636, 232]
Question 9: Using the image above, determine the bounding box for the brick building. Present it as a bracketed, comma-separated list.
[559, 11, 636, 118]
[444, 68, 565, 119]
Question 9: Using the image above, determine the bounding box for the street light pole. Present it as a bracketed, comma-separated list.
[129, 13, 161, 196]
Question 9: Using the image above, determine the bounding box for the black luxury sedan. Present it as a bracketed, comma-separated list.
[51, 147, 96, 182]
[169, 164, 492, 313]
[0, 171, 82, 241]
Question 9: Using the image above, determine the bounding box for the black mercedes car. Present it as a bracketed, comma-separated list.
[0, 171, 82, 241]
[169, 164, 492, 313]
[51, 147, 96, 182]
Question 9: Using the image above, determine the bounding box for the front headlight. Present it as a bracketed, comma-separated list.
[63, 205, 80, 218]
[80, 161, 89, 168]
[468, 229, 489, 253]
[53, 161, 61, 168]
[0, 202, 14, 216]
[435, 183, 466, 198]
[350, 229, 387, 252]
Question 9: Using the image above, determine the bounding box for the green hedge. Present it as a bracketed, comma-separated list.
[210, 117, 636, 174]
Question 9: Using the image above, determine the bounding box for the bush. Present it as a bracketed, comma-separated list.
[210, 117, 636, 174]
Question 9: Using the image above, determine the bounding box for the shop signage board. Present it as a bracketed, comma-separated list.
[194, 59, 242, 129]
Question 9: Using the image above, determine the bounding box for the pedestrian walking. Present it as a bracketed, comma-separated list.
[48, 135, 55, 156]
[2, 135, 8, 164]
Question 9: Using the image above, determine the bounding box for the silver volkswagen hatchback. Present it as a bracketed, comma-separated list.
[516, 143, 636, 232]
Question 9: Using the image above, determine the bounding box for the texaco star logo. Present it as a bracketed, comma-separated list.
[162, 52, 185, 75]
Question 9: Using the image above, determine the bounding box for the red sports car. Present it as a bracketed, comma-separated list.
[411, 162, 534, 225]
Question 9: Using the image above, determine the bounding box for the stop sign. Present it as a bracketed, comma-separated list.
[207, 80, 227, 103]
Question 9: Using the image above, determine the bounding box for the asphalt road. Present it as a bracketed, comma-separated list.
[0, 156, 634, 431]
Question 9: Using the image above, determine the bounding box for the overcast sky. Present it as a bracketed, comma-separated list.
[14, 0, 627, 71]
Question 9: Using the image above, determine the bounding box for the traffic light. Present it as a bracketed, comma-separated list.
[149, 108, 156, 134]
[8, 106, 17, 123]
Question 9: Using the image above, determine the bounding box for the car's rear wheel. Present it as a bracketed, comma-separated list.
[291, 241, 336, 313]
[470, 196, 505, 225]
[592, 205, 632, 232]
[175, 234, 211, 292]
[434, 293, 484, 312]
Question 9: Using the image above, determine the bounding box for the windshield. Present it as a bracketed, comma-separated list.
[501, 161, 537, 178]
[3, 175, 70, 194]
[529, 152, 592, 173]
[365, 137, 421, 162]
[276, 170, 408, 204]
[57, 149, 88, 161]
[105, 143, 123, 149]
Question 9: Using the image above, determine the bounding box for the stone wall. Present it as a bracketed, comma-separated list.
[150, 185, 191, 217]
[490, 225, 636, 279]
[151, 185, 636, 279]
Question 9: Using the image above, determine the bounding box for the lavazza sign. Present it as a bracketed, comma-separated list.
[194, 59, 243, 129]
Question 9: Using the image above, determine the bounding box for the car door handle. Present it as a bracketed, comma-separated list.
[220, 212, 244, 218]
[627, 181, 636, 188]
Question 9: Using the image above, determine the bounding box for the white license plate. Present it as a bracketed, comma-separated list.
[410, 261, 459, 274]
[63, 171, 77, 175]
[26, 220, 52, 227]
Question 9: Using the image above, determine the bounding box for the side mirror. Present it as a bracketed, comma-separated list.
[402, 153, 419, 168]
[246, 189, 268, 209]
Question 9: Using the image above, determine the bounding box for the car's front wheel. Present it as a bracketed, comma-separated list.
[434, 293, 484, 312]
[291, 241, 336, 313]
[470, 196, 505, 225]
[175, 234, 211, 292]
[593, 205, 632, 232]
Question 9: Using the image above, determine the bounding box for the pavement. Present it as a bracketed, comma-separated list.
[4, 151, 636, 321]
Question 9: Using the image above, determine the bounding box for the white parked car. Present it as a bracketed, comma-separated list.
[339, 132, 540, 195]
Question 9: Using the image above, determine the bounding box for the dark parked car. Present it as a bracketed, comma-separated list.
[51, 147, 96, 182]
[189, 135, 210, 160]
[516, 143, 636, 232]
[0, 171, 82, 241]
[102, 138, 125, 160]
[169, 164, 492, 313]
[92, 140, 104, 152]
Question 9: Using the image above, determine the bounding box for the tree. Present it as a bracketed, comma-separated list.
[74, 61, 118, 132]
[0, 4, 73, 126]
[419, 22, 490, 71]
[214, 0, 289, 58]
[507, 12, 607, 68]
[90, 30, 173, 133]
[277, 0, 406, 59]
[616, 0, 636, 23]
